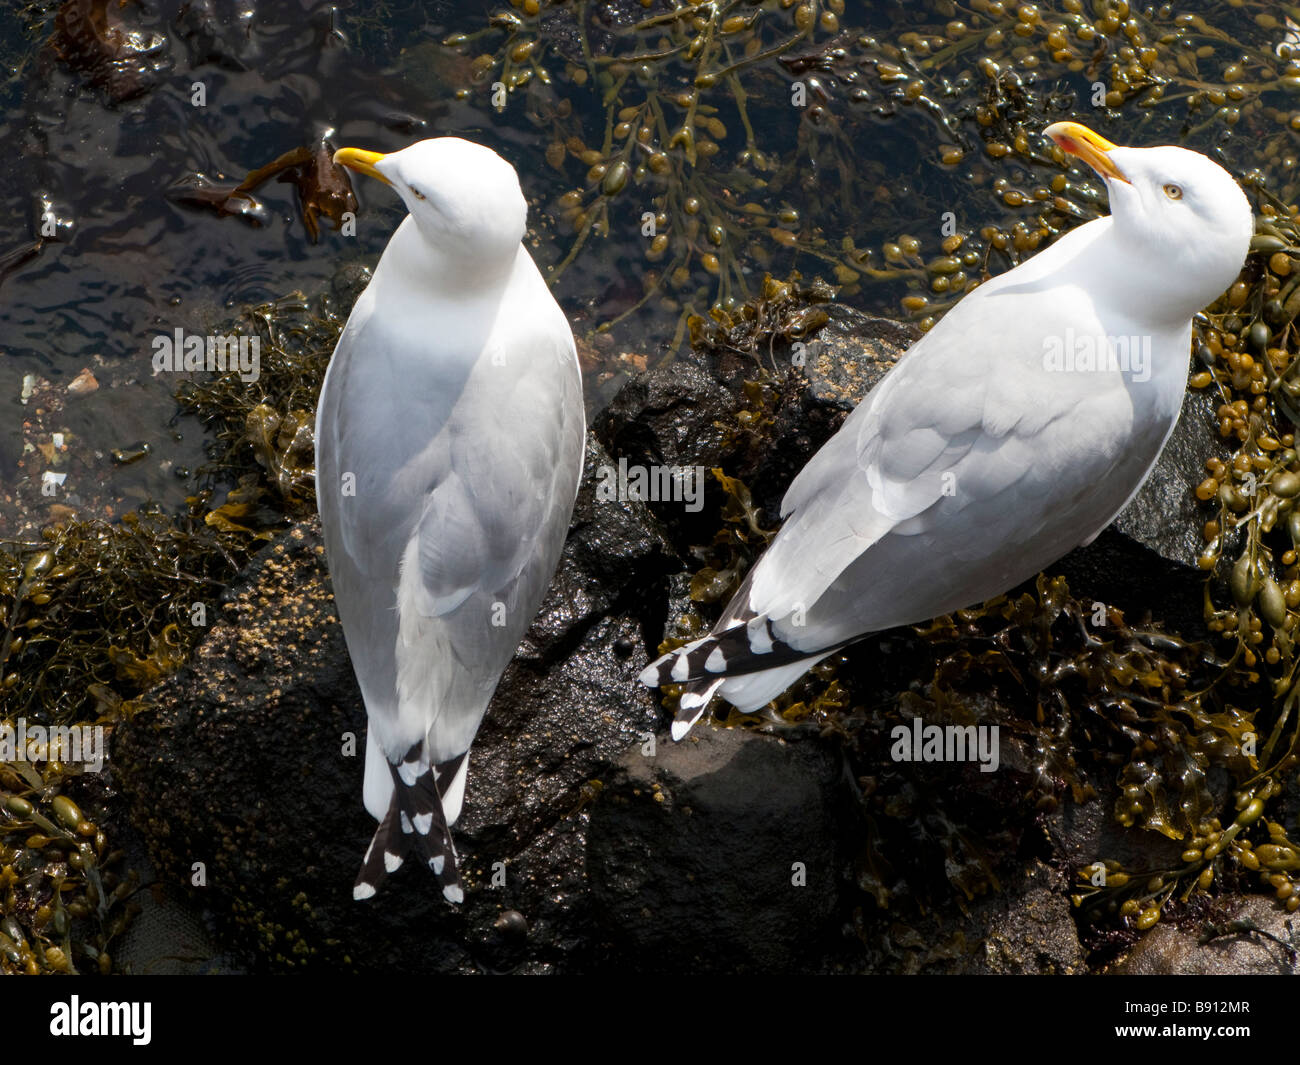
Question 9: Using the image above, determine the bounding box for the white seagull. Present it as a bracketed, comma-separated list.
[641, 122, 1253, 738]
[316, 138, 585, 901]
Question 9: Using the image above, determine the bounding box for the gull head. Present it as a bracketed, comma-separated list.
[334, 137, 528, 271]
[1045, 121, 1253, 318]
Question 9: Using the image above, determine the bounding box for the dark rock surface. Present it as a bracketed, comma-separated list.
[113, 435, 678, 972]
[109, 298, 1278, 974]
[1116, 388, 1226, 571]
[597, 305, 910, 547]
[967, 861, 1087, 975]
[1055, 388, 1225, 636]
[587, 725, 846, 973]
[838, 860, 1086, 975]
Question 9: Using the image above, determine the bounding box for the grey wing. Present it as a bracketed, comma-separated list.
[317, 302, 584, 762]
[745, 277, 1134, 636]
[395, 335, 585, 759]
[316, 301, 462, 742]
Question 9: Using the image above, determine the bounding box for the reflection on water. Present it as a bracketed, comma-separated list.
[0, 0, 473, 526]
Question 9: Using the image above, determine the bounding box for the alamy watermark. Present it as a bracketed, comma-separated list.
[595, 457, 704, 512]
[0, 718, 104, 772]
[50, 996, 150, 1045]
[151, 328, 260, 383]
[1042, 328, 1151, 383]
[890, 717, 999, 773]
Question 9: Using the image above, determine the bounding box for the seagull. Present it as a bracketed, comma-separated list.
[641, 122, 1253, 738]
[316, 138, 585, 901]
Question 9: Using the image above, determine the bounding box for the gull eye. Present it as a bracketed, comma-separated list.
[1163, 183, 1183, 200]
[409, 186, 426, 200]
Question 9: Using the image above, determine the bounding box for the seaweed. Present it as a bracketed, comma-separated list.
[443, 0, 1300, 345]
[0, 290, 349, 971]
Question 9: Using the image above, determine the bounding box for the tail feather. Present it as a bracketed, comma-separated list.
[671, 677, 723, 740]
[352, 802, 403, 901]
[640, 615, 851, 738]
[639, 616, 838, 689]
[353, 744, 469, 903]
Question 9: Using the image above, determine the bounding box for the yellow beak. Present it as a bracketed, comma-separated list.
[333, 147, 390, 185]
[1044, 122, 1130, 185]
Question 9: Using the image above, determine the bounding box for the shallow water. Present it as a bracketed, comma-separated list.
[0, 0, 1291, 526]
[0, 0, 482, 524]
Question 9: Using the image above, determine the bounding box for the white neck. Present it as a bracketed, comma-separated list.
[374, 216, 520, 294]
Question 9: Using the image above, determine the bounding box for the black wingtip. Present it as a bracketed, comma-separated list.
[353, 801, 403, 901]
[641, 616, 833, 689]
[353, 746, 469, 903]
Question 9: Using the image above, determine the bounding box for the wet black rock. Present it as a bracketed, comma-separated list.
[1044, 792, 1189, 875]
[1110, 896, 1299, 974]
[597, 362, 738, 475]
[915, 861, 1085, 975]
[967, 861, 1087, 974]
[730, 307, 911, 519]
[841, 860, 1085, 975]
[587, 724, 847, 973]
[595, 361, 740, 549]
[1115, 389, 1224, 571]
[113, 434, 678, 972]
[682, 302, 913, 402]
[1054, 388, 1223, 635]
[596, 305, 911, 545]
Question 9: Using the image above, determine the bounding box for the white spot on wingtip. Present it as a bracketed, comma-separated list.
[443, 884, 464, 904]
[353, 883, 377, 901]
[400, 812, 413, 834]
[705, 646, 726, 672]
[638, 664, 659, 687]
[397, 762, 421, 786]
[671, 719, 693, 741]
[670, 654, 691, 682]
[432, 855, 445, 875]
[413, 811, 433, 835]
